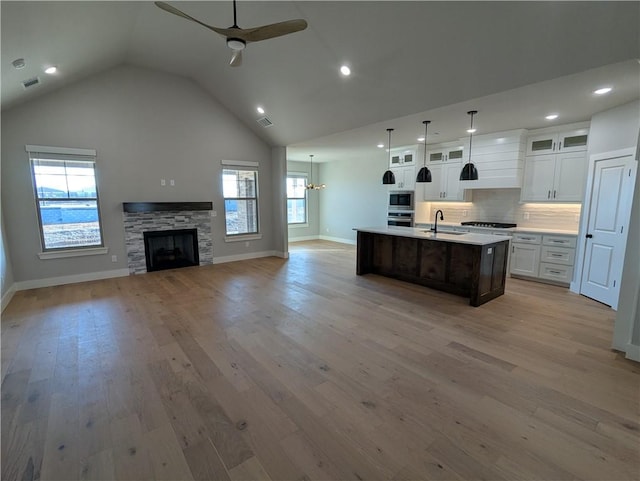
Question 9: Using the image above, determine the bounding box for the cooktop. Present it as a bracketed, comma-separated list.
[461, 221, 517, 229]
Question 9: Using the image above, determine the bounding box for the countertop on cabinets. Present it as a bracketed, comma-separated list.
[353, 226, 510, 246]
[414, 222, 578, 236]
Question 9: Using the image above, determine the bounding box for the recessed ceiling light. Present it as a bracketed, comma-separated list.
[417, 137, 425, 142]
[12, 58, 25, 69]
[466, 128, 477, 134]
[256, 106, 265, 114]
[377, 143, 384, 148]
[44, 66, 57, 75]
[545, 113, 559, 120]
[593, 87, 612, 95]
[340, 65, 351, 76]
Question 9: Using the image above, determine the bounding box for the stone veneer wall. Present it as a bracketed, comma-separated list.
[123, 210, 213, 274]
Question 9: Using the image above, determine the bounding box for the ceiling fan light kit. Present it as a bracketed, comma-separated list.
[460, 110, 479, 181]
[155, 0, 307, 67]
[382, 128, 396, 185]
[416, 120, 432, 183]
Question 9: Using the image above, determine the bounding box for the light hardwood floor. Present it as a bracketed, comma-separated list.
[2, 240, 639, 480]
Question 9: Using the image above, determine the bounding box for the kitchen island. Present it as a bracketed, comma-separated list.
[355, 226, 510, 306]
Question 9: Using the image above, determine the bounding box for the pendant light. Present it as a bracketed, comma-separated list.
[382, 128, 396, 185]
[416, 120, 432, 183]
[306, 154, 326, 190]
[460, 110, 479, 181]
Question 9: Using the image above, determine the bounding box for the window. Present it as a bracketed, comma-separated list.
[27, 145, 104, 251]
[287, 174, 307, 224]
[222, 168, 259, 236]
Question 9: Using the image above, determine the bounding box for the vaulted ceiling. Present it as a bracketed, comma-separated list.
[2, 2, 639, 163]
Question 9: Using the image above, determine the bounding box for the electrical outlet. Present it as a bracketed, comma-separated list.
[462, 210, 468, 217]
[170, 179, 175, 186]
[523, 212, 530, 220]
[111, 255, 117, 262]
[161, 179, 166, 186]
[244, 241, 249, 247]
[211, 211, 217, 217]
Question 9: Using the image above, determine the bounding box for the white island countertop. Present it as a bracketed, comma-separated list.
[354, 226, 511, 246]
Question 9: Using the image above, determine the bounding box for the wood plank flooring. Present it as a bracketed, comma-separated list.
[2, 240, 639, 480]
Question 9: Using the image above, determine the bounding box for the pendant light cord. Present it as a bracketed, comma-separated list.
[387, 128, 394, 164]
[467, 110, 476, 166]
[422, 120, 430, 166]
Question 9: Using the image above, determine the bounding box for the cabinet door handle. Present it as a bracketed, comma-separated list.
[553, 190, 556, 198]
[586, 234, 593, 238]
[559, 141, 562, 150]
[548, 190, 551, 199]
[552, 141, 556, 151]
[549, 270, 562, 275]
[550, 253, 563, 257]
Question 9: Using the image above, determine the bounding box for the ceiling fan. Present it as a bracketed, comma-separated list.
[155, 0, 308, 67]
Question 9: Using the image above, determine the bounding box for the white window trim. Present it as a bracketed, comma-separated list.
[38, 246, 109, 260]
[221, 159, 259, 168]
[224, 233, 263, 243]
[28, 144, 106, 253]
[287, 171, 308, 226]
[26, 145, 96, 157]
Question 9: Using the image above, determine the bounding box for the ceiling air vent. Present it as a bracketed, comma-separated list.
[256, 116, 273, 128]
[22, 76, 40, 89]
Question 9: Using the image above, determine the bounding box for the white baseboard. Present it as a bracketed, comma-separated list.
[211, 250, 285, 264]
[14, 268, 130, 291]
[1, 284, 16, 312]
[624, 342, 640, 362]
[319, 235, 356, 245]
[288, 235, 320, 243]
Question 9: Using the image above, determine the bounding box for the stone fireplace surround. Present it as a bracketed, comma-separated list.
[123, 202, 213, 274]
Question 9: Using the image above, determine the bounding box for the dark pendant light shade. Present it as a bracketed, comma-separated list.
[382, 170, 396, 184]
[460, 110, 479, 181]
[416, 120, 432, 183]
[382, 128, 396, 185]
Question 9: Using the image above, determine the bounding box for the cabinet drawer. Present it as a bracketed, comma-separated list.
[540, 246, 575, 266]
[539, 262, 573, 284]
[512, 233, 542, 244]
[542, 235, 577, 248]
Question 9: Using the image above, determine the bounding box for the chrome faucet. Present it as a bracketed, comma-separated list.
[433, 209, 444, 234]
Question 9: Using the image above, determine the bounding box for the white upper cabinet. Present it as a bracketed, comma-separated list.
[390, 146, 420, 167]
[521, 151, 587, 202]
[390, 165, 416, 191]
[422, 162, 469, 201]
[526, 128, 589, 155]
[522, 123, 589, 203]
[427, 141, 464, 164]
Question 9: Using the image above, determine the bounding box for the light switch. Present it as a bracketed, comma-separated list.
[161, 179, 166, 186]
[170, 179, 175, 186]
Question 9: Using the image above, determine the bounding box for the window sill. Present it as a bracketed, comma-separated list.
[288, 223, 309, 229]
[38, 246, 109, 260]
[224, 234, 262, 243]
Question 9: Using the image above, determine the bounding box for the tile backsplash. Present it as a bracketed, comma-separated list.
[417, 189, 581, 231]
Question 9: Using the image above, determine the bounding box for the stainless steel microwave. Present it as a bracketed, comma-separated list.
[388, 191, 414, 210]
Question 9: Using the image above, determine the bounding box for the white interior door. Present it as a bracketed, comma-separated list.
[580, 156, 636, 308]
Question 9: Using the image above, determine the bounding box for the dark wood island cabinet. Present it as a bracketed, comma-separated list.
[355, 227, 510, 306]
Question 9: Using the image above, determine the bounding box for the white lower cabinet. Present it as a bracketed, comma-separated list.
[510, 232, 576, 286]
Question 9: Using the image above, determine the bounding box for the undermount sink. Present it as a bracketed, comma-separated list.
[422, 230, 467, 236]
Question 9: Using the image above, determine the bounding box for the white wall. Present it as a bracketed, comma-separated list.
[319, 156, 388, 244]
[568, 100, 639, 358]
[1, 210, 15, 310]
[1, 65, 284, 285]
[287, 160, 320, 241]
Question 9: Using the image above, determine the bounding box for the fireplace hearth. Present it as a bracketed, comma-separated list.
[143, 228, 199, 272]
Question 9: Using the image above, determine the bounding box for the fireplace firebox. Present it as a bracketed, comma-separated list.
[143, 229, 199, 272]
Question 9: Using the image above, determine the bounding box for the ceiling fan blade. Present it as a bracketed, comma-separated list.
[230, 49, 243, 67]
[235, 19, 308, 43]
[154, 1, 230, 37]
